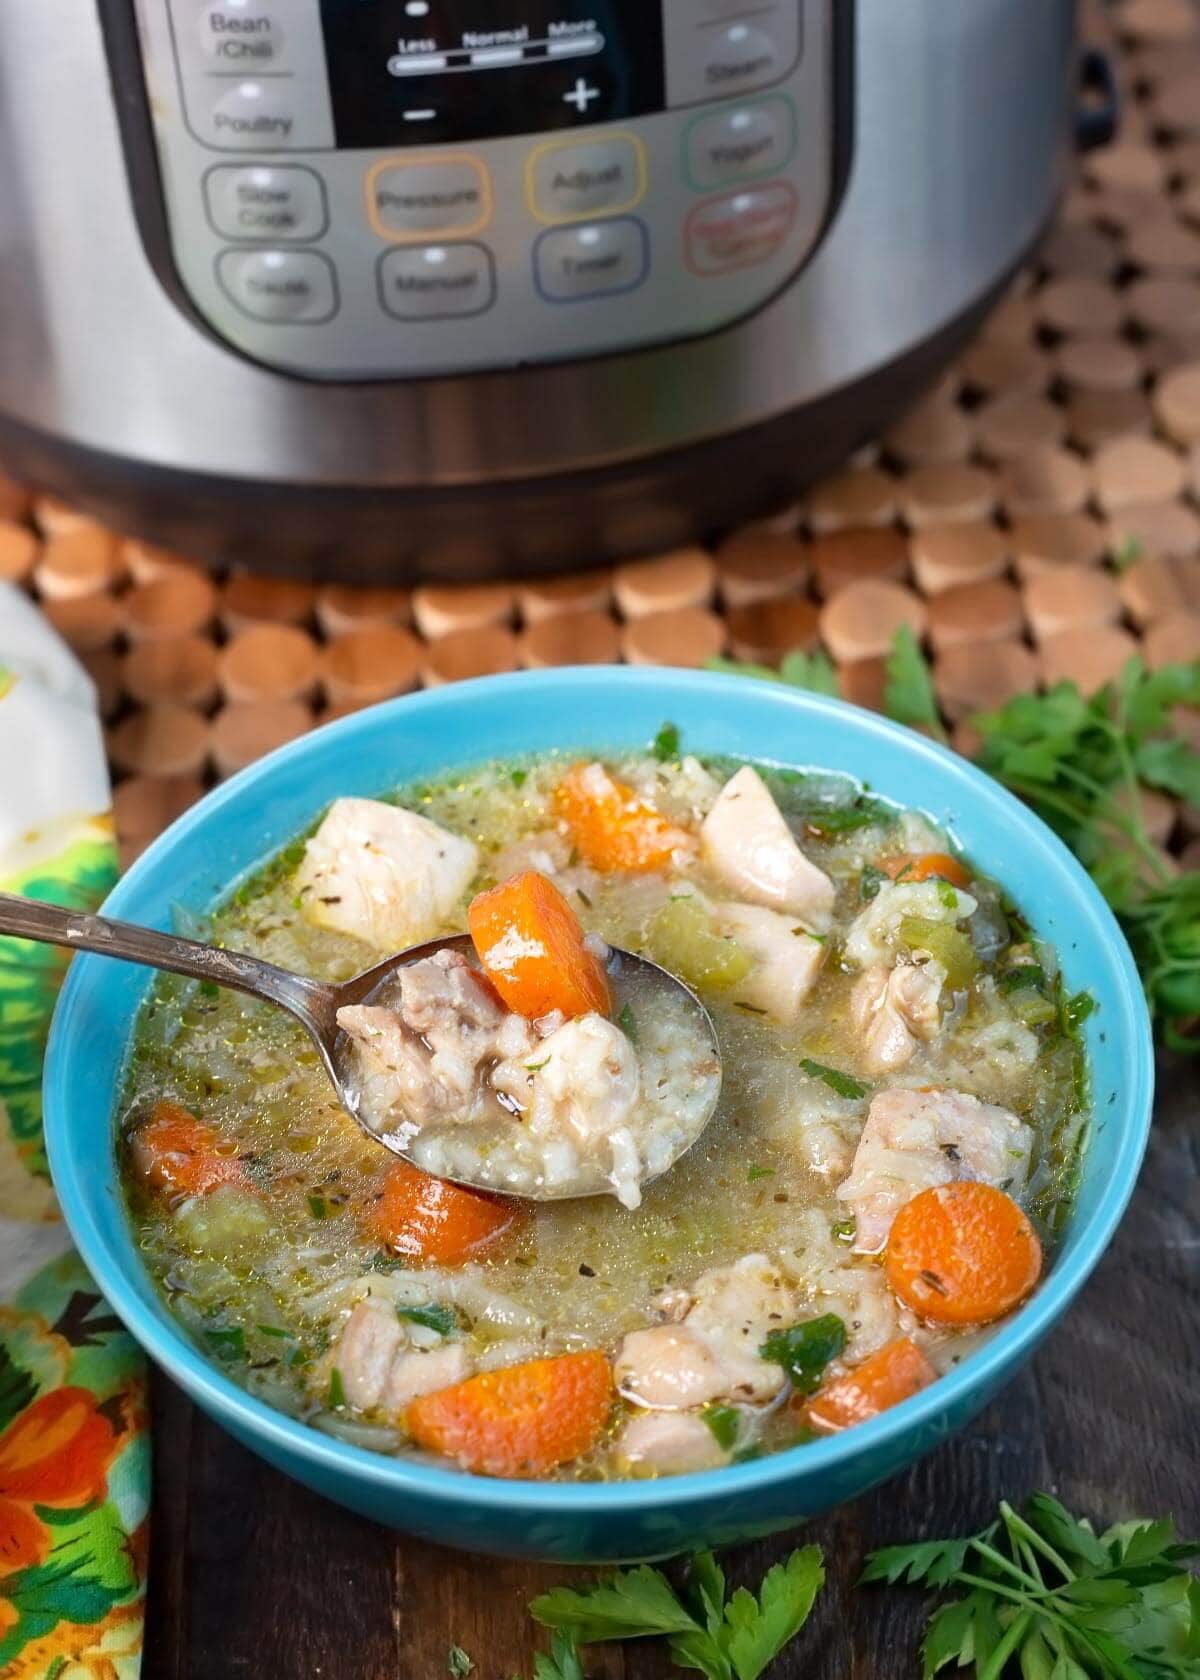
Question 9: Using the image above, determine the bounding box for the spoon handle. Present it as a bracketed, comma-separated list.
[0, 892, 333, 1026]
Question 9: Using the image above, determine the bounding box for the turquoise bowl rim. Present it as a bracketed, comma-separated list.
[44, 668, 1154, 1519]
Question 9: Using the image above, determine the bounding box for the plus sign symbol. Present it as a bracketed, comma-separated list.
[562, 75, 601, 113]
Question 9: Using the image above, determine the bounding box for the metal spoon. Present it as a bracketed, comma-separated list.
[0, 892, 722, 1201]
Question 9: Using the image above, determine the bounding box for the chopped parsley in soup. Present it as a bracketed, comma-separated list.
[120, 742, 1088, 1481]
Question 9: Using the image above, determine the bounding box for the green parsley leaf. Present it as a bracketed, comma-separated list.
[884, 625, 948, 744]
[703, 1405, 741, 1451]
[198, 980, 220, 1000]
[255, 1324, 292, 1340]
[653, 721, 682, 761]
[307, 1193, 330, 1219]
[998, 964, 1046, 993]
[399, 1304, 459, 1336]
[511, 768, 528, 788]
[799, 1058, 869, 1100]
[777, 649, 841, 698]
[1062, 990, 1096, 1031]
[746, 1164, 775, 1182]
[531, 1565, 699, 1644]
[204, 1326, 246, 1362]
[532, 1547, 825, 1680]
[327, 1367, 346, 1409]
[760, 1315, 847, 1395]
[447, 1644, 473, 1678]
[618, 1003, 638, 1044]
[864, 1493, 1200, 1680]
[531, 1630, 584, 1680]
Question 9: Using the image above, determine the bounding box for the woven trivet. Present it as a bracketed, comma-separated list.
[2, 0, 1198, 872]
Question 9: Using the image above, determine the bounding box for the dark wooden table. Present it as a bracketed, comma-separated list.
[144, 1061, 1198, 1680]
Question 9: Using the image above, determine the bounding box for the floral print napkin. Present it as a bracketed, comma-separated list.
[0, 587, 147, 1678]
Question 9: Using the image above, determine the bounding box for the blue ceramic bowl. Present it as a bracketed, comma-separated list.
[45, 670, 1153, 1563]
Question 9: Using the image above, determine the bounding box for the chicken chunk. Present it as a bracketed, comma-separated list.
[385, 1342, 473, 1409]
[334, 1300, 405, 1411]
[714, 900, 826, 1024]
[837, 1086, 1035, 1255]
[497, 1014, 641, 1152]
[615, 1410, 729, 1475]
[338, 951, 512, 1140]
[781, 1208, 905, 1363]
[843, 879, 976, 970]
[850, 959, 946, 1074]
[296, 796, 478, 951]
[331, 1300, 473, 1416]
[699, 767, 835, 931]
[614, 1255, 794, 1408]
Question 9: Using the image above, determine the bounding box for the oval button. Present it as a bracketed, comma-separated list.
[204, 165, 327, 241]
[216, 248, 338, 322]
[684, 183, 798, 276]
[209, 80, 298, 148]
[685, 98, 795, 190]
[197, 1, 285, 66]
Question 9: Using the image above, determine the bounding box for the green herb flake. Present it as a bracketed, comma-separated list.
[617, 1003, 639, 1044]
[831, 1218, 856, 1242]
[198, 980, 220, 1000]
[255, 1324, 292, 1340]
[746, 1164, 775, 1183]
[524, 1057, 551, 1073]
[510, 768, 528, 788]
[399, 1303, 459, 1336]
[935, 877, 959, 909]
[735, 1001, 769, 1015]
[447, 1646, 473, 1679]
[327, 1367, 347, 1409]
[760, 1314, 847, 1395]
[369, 1249, 408, 1273]
[702, 1404, 741, 1451]
[307, 1193, 330, 1219]
[860, 863, 888, 902]
[799, 1058, 869, 1101]
[1063, 990, 1096, 1031]
[204, 1326, 246, 1362]
[652, 721, 681, 761]
[998, 963, 1046, 992]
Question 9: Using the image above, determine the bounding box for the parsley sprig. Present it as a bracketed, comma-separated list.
[529, 1546, 825, 1680]
[862, 1493, 1200, 1678]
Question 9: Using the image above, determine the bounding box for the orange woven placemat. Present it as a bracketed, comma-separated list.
[2, 0, 1198, 869]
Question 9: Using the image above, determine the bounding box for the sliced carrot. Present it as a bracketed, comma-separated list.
[367, 1159, 523, 1265]
[554, 763, 696, 874]
[803, 1337, 937, 1434]
[884, 852, 973, 888]
[128, 1100, 250, 1199]
[469, 869, 610, 1020]
[405, 1350, 612, 1478]
[886, 1182, 1043, 1326]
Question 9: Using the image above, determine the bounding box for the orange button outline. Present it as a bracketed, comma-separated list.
[524, 131, 647, 226]
[683, 179, 799, 277]
[364, 152, 492, 243]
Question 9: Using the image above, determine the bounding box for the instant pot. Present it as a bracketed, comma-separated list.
[0, 2, 1099, 579]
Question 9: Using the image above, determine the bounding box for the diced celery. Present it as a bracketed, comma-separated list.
[647, 899, 752, 990]
[897, 916, 979, 990]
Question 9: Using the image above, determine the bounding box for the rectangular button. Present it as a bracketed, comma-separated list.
[204, 164, 328, 241]
[685, 97, 796, 190]
[685, 183, 798, 275]
[216, 248, 338, 322]
[534, 218, 649, 303]
[377, 242, 496, 319]
[366, 156, 491, 240]
[527, 134, 646, 224]
[664, 3, 801, 108]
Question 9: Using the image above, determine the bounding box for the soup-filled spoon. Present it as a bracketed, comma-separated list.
[0, 892, 722, 1204]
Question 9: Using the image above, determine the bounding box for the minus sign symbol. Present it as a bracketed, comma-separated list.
[404, 108, 437, 121]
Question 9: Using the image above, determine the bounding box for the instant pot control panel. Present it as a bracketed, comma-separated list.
[126, 1, 842, 380]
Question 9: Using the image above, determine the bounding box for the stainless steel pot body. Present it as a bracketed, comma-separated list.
[0, 1, 1077, 578]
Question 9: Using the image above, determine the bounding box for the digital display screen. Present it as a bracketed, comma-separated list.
[319, 2, 665, 148]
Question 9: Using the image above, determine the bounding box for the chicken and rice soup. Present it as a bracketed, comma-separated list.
[120, 741, 1088, 1481]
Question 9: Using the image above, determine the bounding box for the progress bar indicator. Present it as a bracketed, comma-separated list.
[320, 2, 665, 148]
